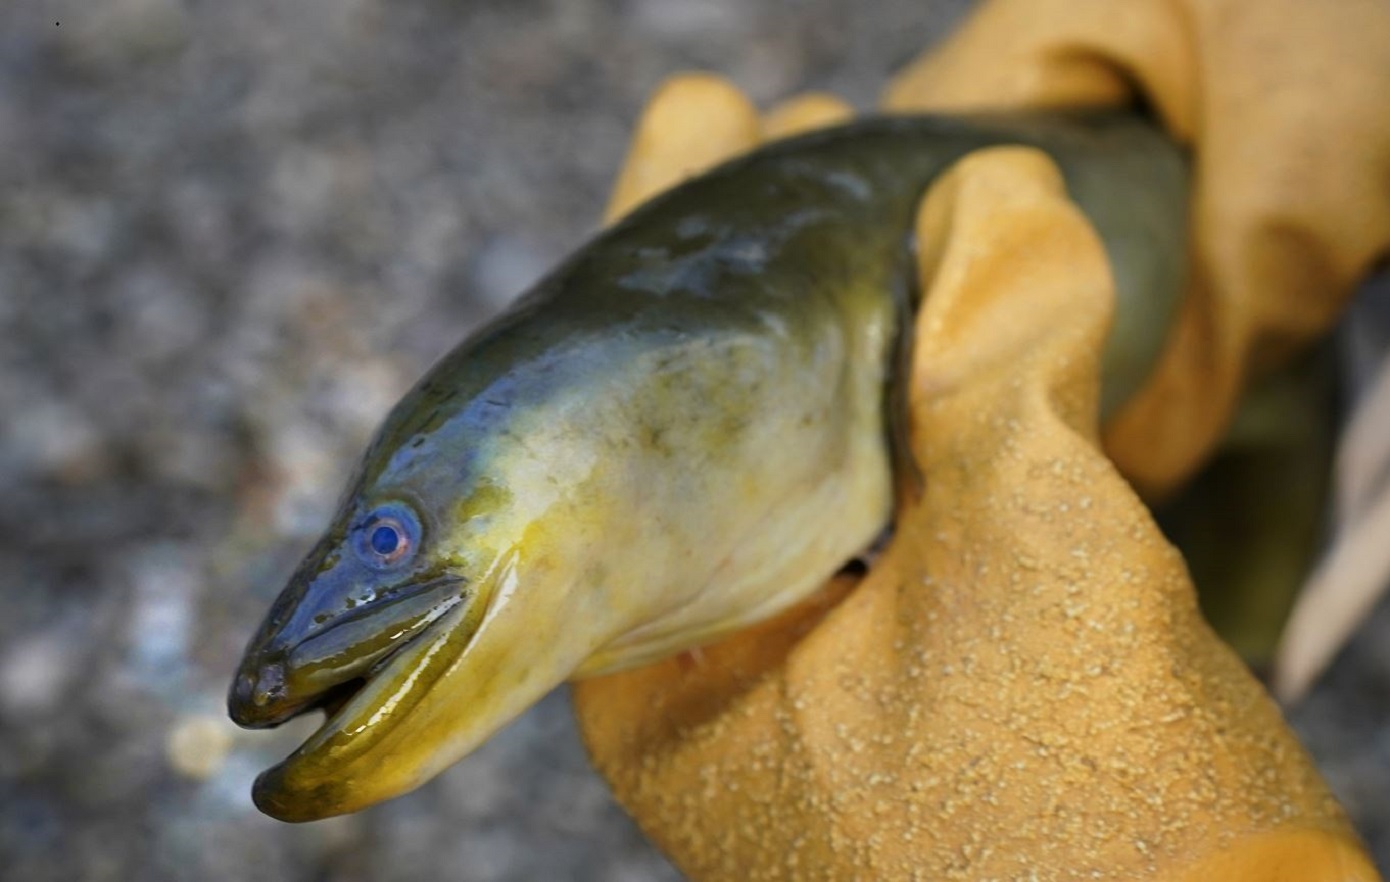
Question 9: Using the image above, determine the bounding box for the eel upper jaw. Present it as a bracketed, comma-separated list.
[229, 573, 469, 730]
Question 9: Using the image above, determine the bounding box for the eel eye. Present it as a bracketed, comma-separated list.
[354, 505, 419, 568]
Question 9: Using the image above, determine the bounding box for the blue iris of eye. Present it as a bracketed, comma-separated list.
[353, 502, 420, 568]
[370, 525, 400, 555]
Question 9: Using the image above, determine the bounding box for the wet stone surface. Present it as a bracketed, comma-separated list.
[1, 1, 1385, 879]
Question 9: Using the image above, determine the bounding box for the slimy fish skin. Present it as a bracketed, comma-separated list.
[228, 112, 1188, 822]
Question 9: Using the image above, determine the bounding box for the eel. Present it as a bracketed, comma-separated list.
[228, 112, 1189, 821]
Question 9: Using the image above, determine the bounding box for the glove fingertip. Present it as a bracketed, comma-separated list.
[605, 72, 761, 223]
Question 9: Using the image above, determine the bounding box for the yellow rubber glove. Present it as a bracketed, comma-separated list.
[885, 0, 1390, 499]
[605, 80, 852, 222]
[575, 74, 1380, 880]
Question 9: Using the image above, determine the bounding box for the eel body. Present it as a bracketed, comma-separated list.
[229, 113, 1189, 821]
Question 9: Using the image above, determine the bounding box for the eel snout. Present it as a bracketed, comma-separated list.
[228, 576, 467, 730]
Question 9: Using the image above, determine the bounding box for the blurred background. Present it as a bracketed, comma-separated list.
[1, 0, 1386, 879]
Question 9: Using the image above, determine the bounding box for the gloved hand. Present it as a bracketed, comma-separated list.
[575, 1, 1390, 878]
[884, 0, 1390, 500]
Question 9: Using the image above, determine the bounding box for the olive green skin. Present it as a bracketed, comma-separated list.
[229, 112, 1188, 821]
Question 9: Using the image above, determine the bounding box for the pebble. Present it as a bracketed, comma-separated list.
[166, 714, 236, 781]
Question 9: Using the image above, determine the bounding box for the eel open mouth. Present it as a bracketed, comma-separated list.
[230, 546, 578, 822]
[229, 576, 480, 821]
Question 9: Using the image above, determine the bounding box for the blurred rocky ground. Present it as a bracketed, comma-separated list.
[0, 0, 1385, 880]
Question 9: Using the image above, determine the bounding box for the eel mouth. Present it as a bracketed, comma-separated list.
[250, 595, 482, 821]
[286, 677, 366, 725]
[233, 576, 492, 822]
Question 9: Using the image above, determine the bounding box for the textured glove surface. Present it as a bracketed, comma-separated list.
[575, 65, 1381, 879]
